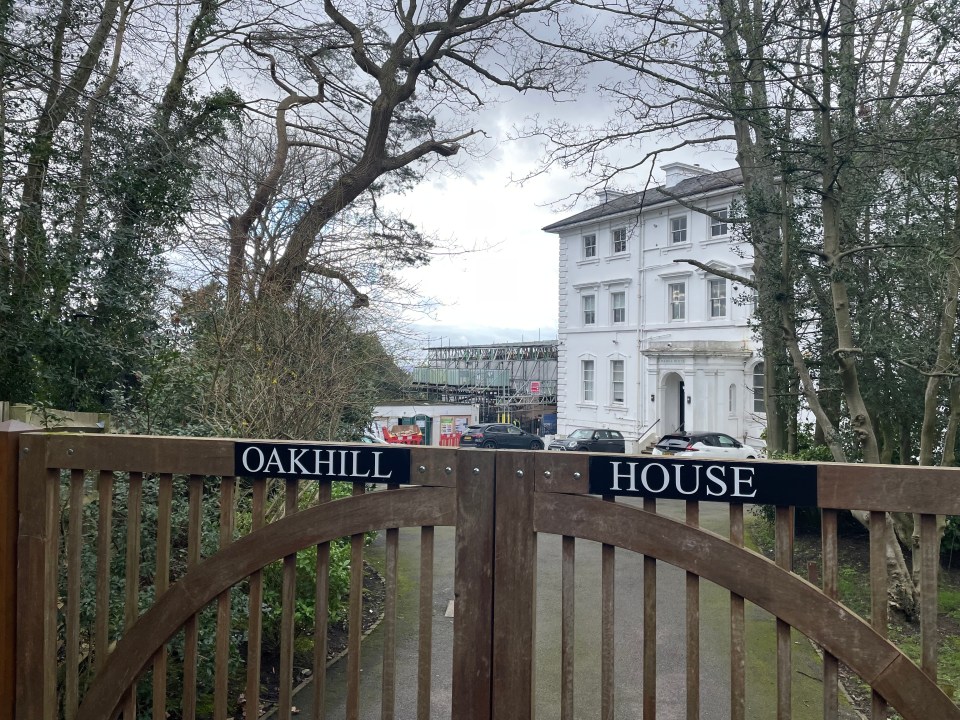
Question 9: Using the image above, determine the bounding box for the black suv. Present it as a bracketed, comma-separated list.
[548, 428, 626, 453]
[459, 423, 545, 450]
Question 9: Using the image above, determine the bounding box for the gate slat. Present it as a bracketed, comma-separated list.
[920, 513, 938, 680]
[643, 498, 657, 720]
[152, 473, 173, 720]
[65, 469, 84, 720]
[870, 511, 888, 719]
[822, 509, 839, 720]
[685, 500, 699, 720]
[124, 472, 144, 720]
[248, 477, 267, 720]
[182, 475, 203, 720]
[418, 525, 435, 720]
[347, 483, 366, 720]
[95, 471, 114, 674]
[729, 504, 745, 720]
[561, 535, 575, 720]
[601, 497, 615, 720]
[382, 498, 399, 720]
[280, 477, 300, 720]
[775, 506, 793, 720]
[312, 480, 331, 720]
[214, 477, 236, 720]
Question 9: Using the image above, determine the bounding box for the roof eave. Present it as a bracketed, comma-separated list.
[542, 182, 742, 235]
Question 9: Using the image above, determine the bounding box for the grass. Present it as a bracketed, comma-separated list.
[747, 508, 960, 717]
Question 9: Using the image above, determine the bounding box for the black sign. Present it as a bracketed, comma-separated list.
[235, 442, 411, 484]
[588, 456, 818, 507]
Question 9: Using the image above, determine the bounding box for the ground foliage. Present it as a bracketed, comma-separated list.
[750, 508, 960, 714]
[58, 470, 384, 719]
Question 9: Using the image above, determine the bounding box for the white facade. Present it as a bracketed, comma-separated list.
[544, 164, 766, 449]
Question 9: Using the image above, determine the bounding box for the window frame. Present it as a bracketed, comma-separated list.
[582, 359, 596, 403]
[753, 362, 765, 413]
[709, 277, 727, 318]
[582, 234, 597, 259]
[612, 227, 628, 254]
[582, 294, 596, 325]
[668, 281, 686, 321]
[710, 207, 730, 238]
[611, 290, 626, 324]
[610, 359, 625, 405]
[670, 215, 688, 244]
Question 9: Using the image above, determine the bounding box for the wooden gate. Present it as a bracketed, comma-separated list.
[3, 427, 960, 720]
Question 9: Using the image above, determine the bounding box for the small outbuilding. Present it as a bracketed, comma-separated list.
[371, 402, 480, 446]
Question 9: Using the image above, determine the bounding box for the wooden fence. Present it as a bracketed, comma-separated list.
[2, 425, 960, 719]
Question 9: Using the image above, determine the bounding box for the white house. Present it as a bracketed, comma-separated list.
[542, 163, 766, 450]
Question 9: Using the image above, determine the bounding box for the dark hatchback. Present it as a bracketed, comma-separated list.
[459, 423, 545, 450]
[548, 428, 626, 453]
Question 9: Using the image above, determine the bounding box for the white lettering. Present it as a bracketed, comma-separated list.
[731, 466, 757, 498]
[371, 452, 392, 480]
[313, 449, 337, 476]
[675, 463, 700, 495]
[640, 463, 670, 493]
[264, 448, 285, 474]
[241, 446, 265, 473]
[288, 448, 311, 475]
[610, 462, 638, 491]
[351, 450, 371, 478]
[705, 465, 728, 496]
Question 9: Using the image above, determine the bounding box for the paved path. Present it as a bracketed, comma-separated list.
[293, 499, 846, 719]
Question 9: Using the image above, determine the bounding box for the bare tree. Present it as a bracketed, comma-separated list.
[220, 0, 576, 305]
[522, 0, 960, 617]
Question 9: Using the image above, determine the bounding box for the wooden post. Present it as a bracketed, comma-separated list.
[15, 431, 58, 720]
[451, 449, 496, 720]
[0, 421, 38, 720]
[492, 450, 537, 720]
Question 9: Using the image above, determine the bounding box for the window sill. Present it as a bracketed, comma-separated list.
[663, 242, 692, 251]
[606, 252, 631, 263]
[703, 235, 731, 246]
[577, 258, 600, 267]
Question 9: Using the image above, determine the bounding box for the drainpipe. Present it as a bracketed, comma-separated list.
[636, 216, 644, 441]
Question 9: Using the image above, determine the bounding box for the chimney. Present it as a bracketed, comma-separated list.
[661, 162, 710, 187]
[594, 188, 626, 204]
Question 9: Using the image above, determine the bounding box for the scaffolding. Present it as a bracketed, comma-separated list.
[410, 340, 558, 428]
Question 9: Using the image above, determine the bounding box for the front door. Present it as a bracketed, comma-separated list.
[677, 379, 686, 431]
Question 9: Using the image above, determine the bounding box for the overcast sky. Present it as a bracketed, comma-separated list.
[386, 100, 736, 350]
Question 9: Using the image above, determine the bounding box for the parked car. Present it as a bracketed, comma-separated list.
[652, 431, 761, 459]
[359, 433, 388, 444]
[548, 428, 626, 453]
[459, 423, 544, 450]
